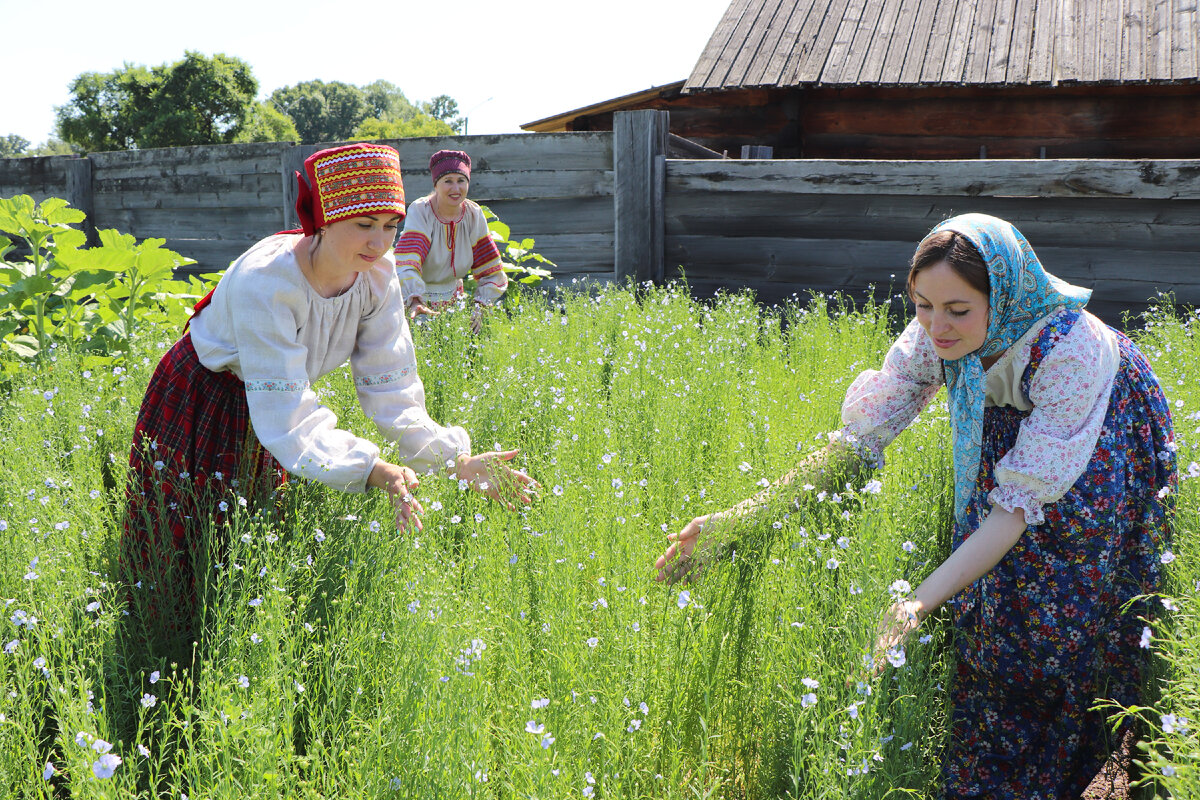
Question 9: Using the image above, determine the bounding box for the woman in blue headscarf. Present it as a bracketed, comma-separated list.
[655, 214, 1176, 796]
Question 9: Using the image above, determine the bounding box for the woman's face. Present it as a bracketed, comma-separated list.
[911, 260, 990, 361]
[433, 173, 469, 208]
[320, 214, 401, 272]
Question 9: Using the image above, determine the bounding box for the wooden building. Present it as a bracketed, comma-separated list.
[524, 0, 1200, 159]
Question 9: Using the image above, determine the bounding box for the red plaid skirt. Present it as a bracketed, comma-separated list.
[122, 335, 284, 646]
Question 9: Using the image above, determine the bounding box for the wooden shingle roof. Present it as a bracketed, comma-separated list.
[685, 0, 1200, 91]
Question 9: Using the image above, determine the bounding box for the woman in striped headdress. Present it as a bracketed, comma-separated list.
[122, 143, 535, 654]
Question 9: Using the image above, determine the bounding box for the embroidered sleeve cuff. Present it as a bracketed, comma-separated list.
[988, 485, 1045, 526]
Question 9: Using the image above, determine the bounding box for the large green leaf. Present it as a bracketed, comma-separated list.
[134, 242, 190, 279]
[97, 228, 137, 250]
[65, 270, 116, 299]
[96, 282, 133, 302]
[9, 273, 56, 297]
[55, 244, 136, 273]
[95, 317, 128, 341]
[0, 316, 21, 341]
[39, 198, 86, 226]
[50, 228, 88, 251]
[4, 334, 41, 358]
[0, 195, 35, 234]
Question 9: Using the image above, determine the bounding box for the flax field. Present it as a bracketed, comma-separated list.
[0, 283, 1197, 798]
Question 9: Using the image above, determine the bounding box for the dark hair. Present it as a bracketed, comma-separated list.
[907, 231, 989, 299]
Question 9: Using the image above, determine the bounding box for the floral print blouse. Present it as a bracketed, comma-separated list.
[841, 309, 1120, 525]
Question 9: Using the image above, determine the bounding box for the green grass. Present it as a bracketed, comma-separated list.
[0, 284, 1195, 798]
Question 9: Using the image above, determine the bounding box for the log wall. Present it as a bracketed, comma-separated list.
[556, 85, 1200, 161]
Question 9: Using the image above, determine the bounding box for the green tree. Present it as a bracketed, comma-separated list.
[235, 102, 300, 143]
[362, 80, 423, 121]
[268, 80, 370, 144]
[28, 138, 78, 157]
[353, 115, 456, 140]
[56, 65, 155, 151]
[0, 135, 30, 158]
[421, 95, 465, 133]
[55, 52, 260, 151]
[136, 52, 258, 147]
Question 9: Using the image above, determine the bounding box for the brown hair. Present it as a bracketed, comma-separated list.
[907, 230, 989, 300]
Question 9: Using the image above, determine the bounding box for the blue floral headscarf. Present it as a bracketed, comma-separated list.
[927, 214, 1091, 522]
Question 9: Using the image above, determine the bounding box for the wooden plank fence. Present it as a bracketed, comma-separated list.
[663, 155, 1200, 326]
[0, 133, 616, 283]
[2, 110, 1199, 326]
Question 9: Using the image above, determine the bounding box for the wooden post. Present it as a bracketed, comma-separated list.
[613, 109, 668, 284]
[281, 145, 318, 231]
[740, 145, 774, 159]
[65, 157, 97, 245]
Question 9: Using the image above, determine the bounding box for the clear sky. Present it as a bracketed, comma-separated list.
[0, 0, 733, 145]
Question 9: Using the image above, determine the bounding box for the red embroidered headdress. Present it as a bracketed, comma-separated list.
[295, 143, 406, 236]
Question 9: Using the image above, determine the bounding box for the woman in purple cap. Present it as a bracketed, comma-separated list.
[393, 149, 508, 333]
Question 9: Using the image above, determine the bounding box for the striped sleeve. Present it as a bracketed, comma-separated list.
[467, 208, 507, 305]
[395, 230, 430, 274]
[393, 229, 430, 305]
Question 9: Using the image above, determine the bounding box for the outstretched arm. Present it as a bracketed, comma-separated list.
[654, 440, 873, 583]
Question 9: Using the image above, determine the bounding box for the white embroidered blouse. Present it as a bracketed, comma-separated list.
[188, 234, 471, 493]
[841, 309, 1120, 525]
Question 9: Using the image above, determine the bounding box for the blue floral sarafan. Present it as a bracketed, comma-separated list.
[942, 307, 1176, 797]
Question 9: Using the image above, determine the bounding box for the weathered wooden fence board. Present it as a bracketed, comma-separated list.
[484, 196, 615, 275]
[426, 169, 614, 200]
[669, 235, 1200, 286]
[88, 142, 289, 177]
[614, 110, 668, 283]
[156, 238, 254, 271]
[92, 183, 285, 208]
[483, 196, 615, 235]
[665, 193, 1200, 250]
[96, 207, 285, 239]
[668, 158, 1200, 199]
[665, 155, 1200, 325]
[0, 156, 76, 205]
[381, 133, 614, 173]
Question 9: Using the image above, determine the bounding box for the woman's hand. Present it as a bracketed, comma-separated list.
[368, 460, 424, 531]
[408, 301, 438, 320]
[872, 599, 925, 673]
[655, 512, 732, 584]
[455, 450, 539, 510]
[470, 303, 486, 336]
